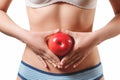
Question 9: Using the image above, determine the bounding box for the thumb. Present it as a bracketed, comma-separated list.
[47, 49, 60, 62]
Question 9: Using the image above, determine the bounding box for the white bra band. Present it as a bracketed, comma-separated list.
[25, 0, 97, 9]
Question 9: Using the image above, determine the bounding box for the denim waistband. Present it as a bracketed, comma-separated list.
[18, 61, 103, 80]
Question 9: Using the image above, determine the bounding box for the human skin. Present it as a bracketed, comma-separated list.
[0, 0, 120, 80]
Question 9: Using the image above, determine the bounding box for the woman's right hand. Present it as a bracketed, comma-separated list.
[25, 29, 60, 68]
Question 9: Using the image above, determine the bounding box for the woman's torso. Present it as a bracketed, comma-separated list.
[22, 1, 101, 74]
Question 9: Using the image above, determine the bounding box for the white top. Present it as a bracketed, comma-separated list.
[25, 0, 97, 9]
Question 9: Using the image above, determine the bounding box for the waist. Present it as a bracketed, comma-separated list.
[18, 60, 103, 80]
[22, 46, 101, 74]
[29, 25, 93, 32]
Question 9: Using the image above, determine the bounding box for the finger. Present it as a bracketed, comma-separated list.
[64, 54, 87, 69]
[41, 49, 60, 67]
[38, 43, 60, 63]
[62, 53, 81, 68]
[73, 55, 87, 68]
[48, 49, 60, 61]
[35, 49, 57, 63]
[36, 44, 60, 66]
[64, 56, 81, 69]
[37, 56, 48, 68]
[60, 51, 75, 66]
[40, 54, 58, 68]
[47, 59, 58, 68]
[59, 51, 82, 68]
[60, 49, 79, 65]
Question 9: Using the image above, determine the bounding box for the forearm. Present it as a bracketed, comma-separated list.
[0, 10, 29, 43]
[95, 14, 120, 44]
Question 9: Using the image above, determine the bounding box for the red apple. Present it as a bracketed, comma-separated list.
[48, 32, 74, 57]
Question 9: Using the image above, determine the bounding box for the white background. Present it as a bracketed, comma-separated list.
[0, 0, 120, 80]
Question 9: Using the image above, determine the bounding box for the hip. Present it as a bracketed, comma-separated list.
[21, 46, 101, 74]
[18, 60, 103, 80]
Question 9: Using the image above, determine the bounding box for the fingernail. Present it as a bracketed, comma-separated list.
[73, 65, 76, 68]
[44, 65, 47, 68]
[65, 66, 68, 69]
[58, 65, 62, 68]
[54, 65, 57, 68]
[52, 63, 57, 67]
[60, 62, 64, 65]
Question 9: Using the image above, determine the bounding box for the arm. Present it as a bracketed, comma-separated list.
[0, 0, 29, 43]
[58, 0, 120, 69]
[94, 0, 120, 44]
[0, 0, 60, 68]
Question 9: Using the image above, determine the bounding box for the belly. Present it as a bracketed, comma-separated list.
[27, 3, 95, 32]
[22, 46, 100, 73]
[21, 3, 100, 73]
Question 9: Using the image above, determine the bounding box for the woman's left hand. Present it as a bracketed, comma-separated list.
[58, 30, 99, 69]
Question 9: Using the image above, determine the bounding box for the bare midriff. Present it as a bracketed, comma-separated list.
[22, 3, 101, 74]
